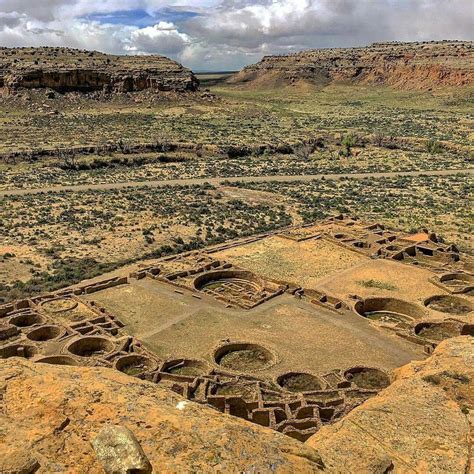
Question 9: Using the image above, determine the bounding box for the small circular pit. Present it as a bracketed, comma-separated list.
[163, 358, 210, 377]
[115, 354, 158, 376]
[414, 322, 462, 342]
[0, 344, 38, 359]
[27, 325, 64, 342]
[67, 336, 115, 358]
[214, 342, 274, 372]
[355, 297, 425, 323]
[36, 355, 79, 366]
[276, 372, 324, 393]
[439, 273, 473, 292]
[9, 312, 44, 327]
[344, 367, 390, 389]
[424, 295, 473, 315]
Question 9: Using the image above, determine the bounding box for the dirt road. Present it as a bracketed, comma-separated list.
[1, 168, 471, 196]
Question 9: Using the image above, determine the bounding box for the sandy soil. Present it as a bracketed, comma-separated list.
[213, 236, 367, 288]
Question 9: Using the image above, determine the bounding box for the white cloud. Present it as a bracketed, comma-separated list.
[128, 21, 189, 54]
[0, 0, 472, 70]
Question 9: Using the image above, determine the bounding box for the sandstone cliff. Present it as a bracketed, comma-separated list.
[230, 41, 474, 90]
[0, 47, 199, 94]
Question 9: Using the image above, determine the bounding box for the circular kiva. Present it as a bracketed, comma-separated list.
[344, 367, 390, 390]
[276, 372, 324, 393]
[9, 312, 45, 328]
[354, 297, 425, 324]
[40, 297, 78, 313]
[214, 342, 275, 372]
[414, 321, 462, 342]
[439, 273, 474, 289]
[35, 355, 79, 366]
[0, 344, 38, 359]
[162, 358, 210, 377]
[66, 336, 115, 358]
[114, 354, 159, 376]
[424, 295, 473, 315]
[194, 270, 263, 295]
[27, 325, 64, 342]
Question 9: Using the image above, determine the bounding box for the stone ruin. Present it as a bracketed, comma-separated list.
[0, 215, 472, 441]
[0, 287, 390, 442]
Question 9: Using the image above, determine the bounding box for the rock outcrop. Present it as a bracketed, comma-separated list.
[1, 337, 472, 472]
[0, 47, 199, 94]
[0, 357, 323, 472]
[306, 336, 474, 473]
[230, 41, 474, 90]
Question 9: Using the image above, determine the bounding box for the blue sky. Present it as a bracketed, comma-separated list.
[0, 1, 472, 70]
[84, 8, 201, 27]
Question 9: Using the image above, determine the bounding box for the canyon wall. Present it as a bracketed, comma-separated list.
[0, 47, 199, 93]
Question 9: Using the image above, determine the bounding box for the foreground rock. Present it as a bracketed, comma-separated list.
[0, 47, 199, 94]
[230, 41, 474, 90]
[0, 358, 322, 472]
[1, 337, 471, 472]
[306, 336, 473, 472]
[92, 425, 152, 473]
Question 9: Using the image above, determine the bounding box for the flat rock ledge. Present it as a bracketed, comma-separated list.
[0, 336, 471, 472]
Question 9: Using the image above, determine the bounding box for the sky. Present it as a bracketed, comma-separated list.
[0, 0, 473, 71]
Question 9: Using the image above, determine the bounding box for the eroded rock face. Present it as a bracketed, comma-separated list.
[306, 336, 474, 473]
[0, 47, 199, 94]
[230, 41, 474, 89]
[0, 358, 323, 472]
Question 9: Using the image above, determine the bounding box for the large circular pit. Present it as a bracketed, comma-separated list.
[194, 270, 263, 299]
[214, 342, 275, 372]
[355, 297, 425, 324]
[41, 298, 78, 313]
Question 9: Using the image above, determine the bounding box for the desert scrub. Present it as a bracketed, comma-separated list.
[357, 279, 398, 291]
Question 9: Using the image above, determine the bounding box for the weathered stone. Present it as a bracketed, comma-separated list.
[92, 425, 152, 474]
[0, 448, 40, 474]
[0, 358, 323, 472]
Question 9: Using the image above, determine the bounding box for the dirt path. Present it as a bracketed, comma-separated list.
[1, 168, 472, 196]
